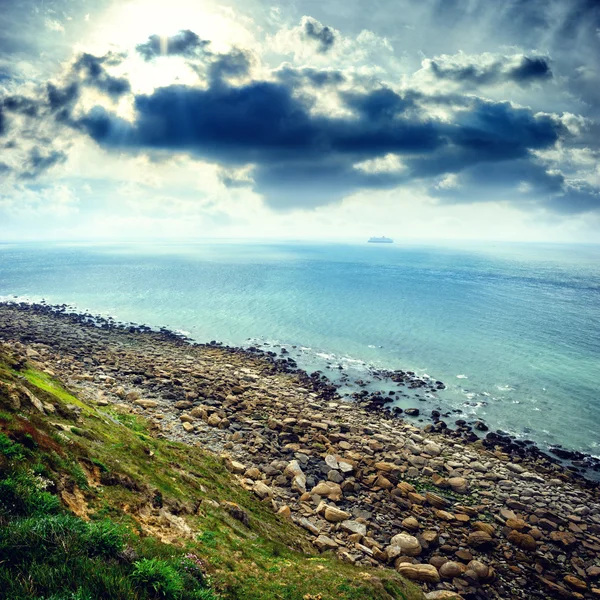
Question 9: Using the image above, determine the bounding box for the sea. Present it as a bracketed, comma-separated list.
[1, 240, 599, 459]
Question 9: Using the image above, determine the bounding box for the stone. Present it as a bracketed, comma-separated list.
[179, 414, 194, 423]
[507, 530, 537, 551]
[311, 481, 343, 501]
[134, 399, 158, 409]
[227, 460, 246, 474]
[244, 467, 262, 480]
[424, 442, 442, 457]
[467, 560, 493, 582]
[314, 535, 339, 552]
[277, 505, 292, 519]
[390, 533, 422, 556]
[221, 501, 249, 526]
[439, 561, 466, 579]
[340, 520, 367, 537]
[396, 563, 440, 584]
[448, 477, 469, 494]
[324, 505, 351, 523]
[426, 492, 449, 508]
[182, 422, 194, 432]
[297, 517, 320, 535]
[252, 481, 272, 499]
[468, 531, 495, 549]
[324, 454, 339, 469]
[425, 592, 465, 600]
[564, 575, 587, 592]
[174, 400, 193, 409]
[207, 413, 221, 427]
[402, 516, 420, 532]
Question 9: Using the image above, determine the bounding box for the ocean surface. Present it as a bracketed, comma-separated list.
[1, 240, 599, 458]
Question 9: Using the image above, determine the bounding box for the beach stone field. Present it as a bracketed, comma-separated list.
[1, 302, 600, 600]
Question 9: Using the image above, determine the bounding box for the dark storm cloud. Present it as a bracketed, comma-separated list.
[76, 69, 569, 210]
[275, 65, 346, 88]
[3, 94, 39, 117]
[73, 53, 130, 99]
[427, 55, 552, 86]
[302, 17, 336, 53]
[0, 106, 5, 136]
[208, 49, 251, 84]
[79, 83, 443, 163]
[136, 30, 211, 60]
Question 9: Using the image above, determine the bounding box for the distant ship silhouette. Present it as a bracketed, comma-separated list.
[368, 236, 393, 243]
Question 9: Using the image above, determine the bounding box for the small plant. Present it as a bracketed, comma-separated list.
[0, 470, 61, 517]
[130, 558, 184, 599]
[85, 519, 126, 557]
[0, 432, 25, 460]
[197, 531, 217, 548]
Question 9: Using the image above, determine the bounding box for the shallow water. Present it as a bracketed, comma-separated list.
[1, 240, 599, 456]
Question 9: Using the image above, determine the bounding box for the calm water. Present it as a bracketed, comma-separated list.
[1, 240, 599, 456]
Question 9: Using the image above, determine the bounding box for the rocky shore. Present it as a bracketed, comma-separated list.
[1, 301, 600, 600]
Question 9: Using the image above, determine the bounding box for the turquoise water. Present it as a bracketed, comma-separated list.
[1, 240, 599, 456]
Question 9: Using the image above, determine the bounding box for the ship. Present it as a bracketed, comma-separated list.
[368, 236, 393, 243]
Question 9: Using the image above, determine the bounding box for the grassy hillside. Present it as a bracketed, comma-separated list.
[0, 343, 424, 600]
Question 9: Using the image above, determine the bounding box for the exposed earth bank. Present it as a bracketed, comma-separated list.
[1, 302, 599, 600]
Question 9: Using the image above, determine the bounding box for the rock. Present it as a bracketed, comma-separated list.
[297, 517, 320, 535]
[182, 422, 194, 432]
[324, 505, 351, 523]
[277, 505, 292, 519]
[221, 501, 249, 526]
[468, 531, 495, 549]
[134, 399, 158, 409]
[252, 481, 272, 500]
[467, 560, 493, 582]
[226, 460, 246, 474]
[425, 592, 464, 600]
[179, 413, 194, 423]
[311, 481, 343, 501]
[448, 476, 469, 494]
[424, 442, 442, 457]
[207, 413, 221, 427]
[402, 516, 420, 532]
[396, 563, 440, 583]
[244, 467, 262, 480]
[390, 533, 422, 556]
[405, 408, 420, 416]
[439, 561, 466, 579]
[564, 575, 587, 592]
[507, 530, 537, 551]
[340, 520, 367, 537]
[314, 534, 339, 552]
[426, 492, 449, 508]
[324, 454, 339, 469]
[174, 400, 193, 409]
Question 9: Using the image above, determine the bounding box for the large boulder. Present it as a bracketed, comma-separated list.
[390, 533, 422, 556]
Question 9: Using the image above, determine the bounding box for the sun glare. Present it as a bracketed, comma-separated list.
[92, 0, 254, 53]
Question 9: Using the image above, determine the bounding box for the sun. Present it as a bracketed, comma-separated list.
[90, 0, 252, 54]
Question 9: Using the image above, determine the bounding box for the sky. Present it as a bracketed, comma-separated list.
[0, 0, 599, 242]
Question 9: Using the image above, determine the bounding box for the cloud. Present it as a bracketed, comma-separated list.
[275, 64, 346, 88]
[75, 65, 569, 210]
[301, 17, 336, 53]
[72, 52, 130, 99]
[0, 106, 5, 136]
[136, 30, 211, 60]
[424, 53, 552, 87]
[20, 148, 67, 180]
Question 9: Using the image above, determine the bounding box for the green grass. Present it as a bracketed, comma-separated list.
[0, 353, 424, 600]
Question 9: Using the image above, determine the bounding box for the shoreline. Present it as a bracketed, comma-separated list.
[2, 300, 600, 598]
[2, 298, 599, 482]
